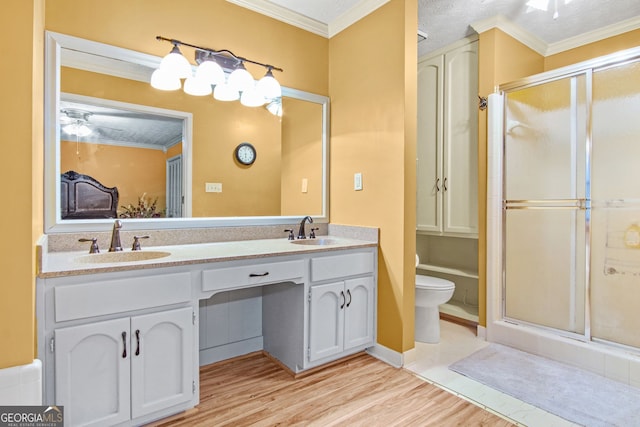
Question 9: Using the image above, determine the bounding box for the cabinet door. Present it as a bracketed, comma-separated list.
[417, 54, 444, 232]
[343, 277, 375, 351]
[55, 317, 130, 427]
[309, 282, 345, 362]
[443, 40, 478, 235]
[130, 307, 194, 419]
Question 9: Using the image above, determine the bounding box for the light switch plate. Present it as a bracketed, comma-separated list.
[354, 173, 363, 191]
[301, 178, 308, 193]
[205, 182, 222, 193]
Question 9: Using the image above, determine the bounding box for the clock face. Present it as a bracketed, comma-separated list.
[235, 143, 256, 165]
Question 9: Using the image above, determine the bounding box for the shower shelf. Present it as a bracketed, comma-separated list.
[417, 263, 479, 279]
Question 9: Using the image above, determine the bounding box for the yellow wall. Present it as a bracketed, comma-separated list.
[545, 29, 640, 71]
[0, 0, 44, 369]
[330, 0, 417, 353]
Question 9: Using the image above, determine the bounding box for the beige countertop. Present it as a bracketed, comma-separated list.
[38, 236, 377, 278]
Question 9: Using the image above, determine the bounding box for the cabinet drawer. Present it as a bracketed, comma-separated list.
[54, 272, 192, 322]
[202, 259, 305, 292]
[311, 252, 374, 282]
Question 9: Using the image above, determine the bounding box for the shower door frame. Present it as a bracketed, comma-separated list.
[487, 45, 640, 351]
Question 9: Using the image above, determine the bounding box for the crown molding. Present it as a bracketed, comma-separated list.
[226, 0, 328, 37]
[329, 0, 390, 37]
[546, 15, 640, 56]
[227, 0, 389, 39]
[471, 14, 548, 56]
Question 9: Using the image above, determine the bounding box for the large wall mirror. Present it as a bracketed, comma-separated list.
[45, 31, 329, 233]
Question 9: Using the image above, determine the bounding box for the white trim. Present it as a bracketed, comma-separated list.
[328, 0, 390, 38]
[226, 0, 389, 39]
[471, 14, 547, 56]
[226, 0, 328, 37]
[366, 343, 404, 368]
[546, 15, 640, 56]
[471, 14, 640, 58]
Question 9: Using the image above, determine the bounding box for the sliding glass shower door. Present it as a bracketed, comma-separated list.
[501, 52, 640, 349]
[503, 75, 588, 336]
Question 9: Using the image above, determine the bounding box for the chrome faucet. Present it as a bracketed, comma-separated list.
[297, 216, 313, 239]
[109, 219, 123, 252]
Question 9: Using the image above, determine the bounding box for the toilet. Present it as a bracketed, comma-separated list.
[415, 273, 455, 343]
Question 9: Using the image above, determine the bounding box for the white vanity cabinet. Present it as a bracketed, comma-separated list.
[38, 268, 197, 427]
[55, 307, 193, 426]
[308, 277, 375, 362]
[307, 252, 376, 363]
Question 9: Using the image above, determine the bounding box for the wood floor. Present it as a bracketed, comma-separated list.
[149, 352, 514, 427]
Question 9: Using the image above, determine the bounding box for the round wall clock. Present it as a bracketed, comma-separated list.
[234, 142, 256, 165]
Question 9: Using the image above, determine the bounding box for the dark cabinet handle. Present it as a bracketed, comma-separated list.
[340, 291, 345, 309]
[135, 329, 140, 356]
[122, 331, 127, 358]
[443, 177, 448, 191]
[435, 178, 440, 192]
[346, 289, 352, 307]
[249, 272, 269, 277]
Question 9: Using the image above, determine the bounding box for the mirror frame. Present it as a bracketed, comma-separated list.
[45, 31, 330, 233]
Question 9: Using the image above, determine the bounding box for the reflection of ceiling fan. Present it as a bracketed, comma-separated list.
[60, 108, 123, 137]
[60, 109, 93, 137]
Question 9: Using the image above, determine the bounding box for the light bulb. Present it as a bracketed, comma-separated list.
[228, 62, 254, 92]
[184, 75, 212, 96]
[159, 44, 192, 79]
[266, 99, 282, 117]
[213, 82, 240, 101]
[256, 69, 282, 100]
[240, 84, 266, 107]
[151, 68, 181, 91]
[195, 60, 225, 86]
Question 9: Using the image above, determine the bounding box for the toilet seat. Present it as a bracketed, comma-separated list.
[416, 275, 455, 291]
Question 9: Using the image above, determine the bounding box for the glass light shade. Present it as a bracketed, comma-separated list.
[240, 85, 266, 107]
[228, 62, 254, 92]
[266, 99, 282, 117]
[195, 60, 225, 86]
[159, 45, 192, 79]
[213, 82, 240, 101]
[151, 68, 181, 91]
[183, 76, 212, 96]
[256, 70, 282, 99]
[63, 122, 92, 137]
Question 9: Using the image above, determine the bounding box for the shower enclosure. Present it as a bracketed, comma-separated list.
[487, 46, 640, 374]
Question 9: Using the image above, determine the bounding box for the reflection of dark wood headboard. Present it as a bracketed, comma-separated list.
[61, 170, 119, 219]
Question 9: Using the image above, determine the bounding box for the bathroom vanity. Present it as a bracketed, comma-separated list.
[36, 234, 377, 426]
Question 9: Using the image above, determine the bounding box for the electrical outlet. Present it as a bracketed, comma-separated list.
[354, 173, 363, 191]
[205, 182, 222, 193]
[301, 178, 308, 193]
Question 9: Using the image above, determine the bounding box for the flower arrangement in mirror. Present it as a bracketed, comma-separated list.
[119, 193, 165, 218]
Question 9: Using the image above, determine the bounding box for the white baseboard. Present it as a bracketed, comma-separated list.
[0, 359, 42, 405]
[477, 325, 487, 340]
[367, 343, 405, 368]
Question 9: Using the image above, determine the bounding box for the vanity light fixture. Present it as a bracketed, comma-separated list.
[151, 36, 283, 111]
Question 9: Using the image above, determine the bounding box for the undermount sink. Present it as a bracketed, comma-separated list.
[76, 250, 172, 264]
[290, 238, 338, 246]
